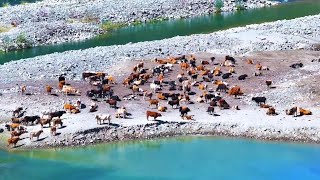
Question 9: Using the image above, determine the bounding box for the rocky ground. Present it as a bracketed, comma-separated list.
[0, 0, 278, 50]
[0, 50, 320, 149]
[0, 14, 319, 83]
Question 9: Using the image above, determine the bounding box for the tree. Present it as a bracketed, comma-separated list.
[214, 0, 224, 12]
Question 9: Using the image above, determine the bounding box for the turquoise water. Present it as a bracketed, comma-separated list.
[0, 0, 39, 6]
[1, 0, 320, 63]
[1, 137, 320, 179]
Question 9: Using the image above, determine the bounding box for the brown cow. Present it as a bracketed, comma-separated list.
[45, 85, 53, 94]
[266, 107, 277, 116]
[10, 130, 26, 138]
[299, 108, 312, 116]
[149, 99, 159, 108]
[21, 85, 26, 95]
[39, 118, 51, 128]
[50, 126, 57, 136]
[106, 99, 117, 108]
[52, 117, 63, 128]
[146, 111, 162, 120]
[30, 130, 43, 141]
[63, 104, 77, 112]
[7, 137, 20, 148]
[286, 107, 298, 117]
[228, 86, 243, 98]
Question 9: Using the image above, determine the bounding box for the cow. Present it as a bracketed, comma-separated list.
[299, 108, 312, 116]
[50, 126, 57, 136]
[168, 99, 180, 108]
[150, 83, 161, 93]
[266, 107, 277, 116]
[286, 107, 298, 117]
[5, 123, 22, 131]
[143, 91, 153, 100]
[207, 106, 215, 115]
[179, 106, 191, 117]
[266, 80, 272, 88]
[7, 137, 20, 148]
[146, 111, 162, 120]
[218, 99, 230, 110]
[247, 59, 254, 64]
[106, 99, 117, 108]
[181, 115, 194, 120]
[23, 116, 40, 125]
[158, 106, 168, 112]
[21, 85, 26, 95]
[63, 104, 77, 112]
[12, 107, 23, 117]
[115, 107, 127, 118]
[95, 114, 112, 125]
[71, 108, 80, 114]
[45, 85, 53, 95]
[289, 63, 303, 68]
[10, 130, 26, 138]
[228, 86, 243, 98]
[49, 111, 66, 119]
[52, 117, 63, 128]
[30, 130, 43, 141]
[222, 73, 232, 79]
[238, 74, 248, 80]
[201, 60, 210, 65]
[216, 84, 228, 92]
[39, 118, 52, 128]
[58, 80, 65, 90]
[11, 117, 23, 124]
[149, 99, 159, 108]
[204, 93, 215, 103]
[61, 85, 81, 96]
[252, 97, 266, 105]
[260, 104, 272, 108]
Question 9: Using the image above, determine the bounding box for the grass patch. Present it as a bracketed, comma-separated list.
[2, 2, 11, 7]
[0, 26, 11, 33]
[101, 21, 125, 32]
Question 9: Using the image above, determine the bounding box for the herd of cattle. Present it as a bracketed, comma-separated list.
[3, 54, 313, 148]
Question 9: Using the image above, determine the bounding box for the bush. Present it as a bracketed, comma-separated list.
[214, 0, 224, 12]
[101, 21, 125, 32]
[16, 33, 27, 44]
[236, 0, 246, 10]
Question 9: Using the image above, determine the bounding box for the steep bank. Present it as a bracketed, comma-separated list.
[0, 0, 278, 51]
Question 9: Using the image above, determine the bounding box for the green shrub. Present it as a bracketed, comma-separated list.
[3, 3, 11, 7]
[214, 0, 224, 12]
[101, 21, 125, 32]
[16, 33, 27, 44]
[236, 0, 246, 10]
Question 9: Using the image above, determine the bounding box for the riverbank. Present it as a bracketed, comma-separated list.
[0, 14, 319, 83]
[0, 0, 279, 51]
[0, 49, 320, 150]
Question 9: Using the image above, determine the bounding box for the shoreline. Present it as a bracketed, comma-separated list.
[0, 0, 279, 51]
[4, 120, 320, 151]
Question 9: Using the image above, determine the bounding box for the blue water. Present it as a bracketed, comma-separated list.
[1, 137, 320, 179]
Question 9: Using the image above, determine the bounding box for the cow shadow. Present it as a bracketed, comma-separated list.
[188, 92, 196, 95]
[213, 113, 220, 116]
[106, 123, 120, 127]
[51, 93, 59, 97]
[55, 132, 61, 136]
[14, 143, 25, 148]
[59, 125, 67, 129]
[36, 137, 47, 142]
[154, 119, 166, 124]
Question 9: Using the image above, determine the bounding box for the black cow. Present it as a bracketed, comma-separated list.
[23, 115, 40, 125]
[222, 73, 232, 79]
[167, 99, 180, 108]
[238, 74, 248, 80]
[204, 94, 215, 103]
[49, 111, 66, 119]
[179, 106, 191, 117]
[252, 97, 266, 105]
[289, 63, 303, 68]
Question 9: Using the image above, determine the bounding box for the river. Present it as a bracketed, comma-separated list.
[1, 136, 320, 179]
[0, 0, 319, 63]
